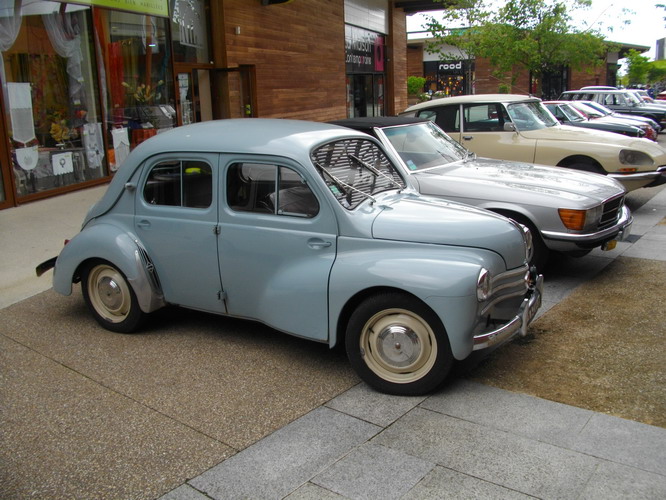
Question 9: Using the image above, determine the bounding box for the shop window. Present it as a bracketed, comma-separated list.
[94, 8, 176, 171]
[1, 2, 105, 198]
[171, 0, 211, 64]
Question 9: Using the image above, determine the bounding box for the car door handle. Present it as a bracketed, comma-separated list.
[307, 238, 332, 249]
[462, 135, 473, 140]
[137, 219, 151, 229]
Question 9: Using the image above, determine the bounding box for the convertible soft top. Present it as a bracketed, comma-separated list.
[330, 116, 429, 130]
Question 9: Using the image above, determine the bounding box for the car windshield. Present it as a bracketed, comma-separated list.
[582, 101, 613, 116]
[506, 101, 558, 131]
[381, 121, 469, 171]
[551, 103, 585, 122]
[624, 92, 642, 105]
[571, 102, 604, 118]
[311, 138, 406, 210]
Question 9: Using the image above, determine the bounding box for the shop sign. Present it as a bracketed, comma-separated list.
[66, 0, 169, 17]
[345, 25, 384, 74]
[438, 60, 466, 75]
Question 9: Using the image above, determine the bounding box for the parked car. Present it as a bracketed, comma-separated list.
[332, 117, 632, 270]
[36, 119, 542, 396]
[567, 100, 659, 141]
[402, 94, 666, 191]
[543, 100, 647, 139]
[558, 88, 666, 130]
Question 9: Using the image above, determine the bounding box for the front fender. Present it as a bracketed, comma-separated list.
[329, 237, 505, 358]
[53, 223, 165, 313]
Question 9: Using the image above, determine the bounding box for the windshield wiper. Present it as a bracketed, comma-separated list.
[314, 160, 376, 204]
[348, 154, 403, 189]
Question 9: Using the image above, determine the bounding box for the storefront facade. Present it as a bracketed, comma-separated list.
[0, 0, 425, 209]
[0, 0, 215, 208]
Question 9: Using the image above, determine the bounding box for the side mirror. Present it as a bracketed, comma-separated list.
[503, 122, 516, 132]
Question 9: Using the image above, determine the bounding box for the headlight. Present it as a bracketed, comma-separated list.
[520, 224, 533, 262]
[477, 268, 492, 301]
[558, 206, 602, 232]
[619, 149, 654, 166]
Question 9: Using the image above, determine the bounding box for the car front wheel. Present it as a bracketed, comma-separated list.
[345, 293, 453, 395]
[81, 260, 145, 333]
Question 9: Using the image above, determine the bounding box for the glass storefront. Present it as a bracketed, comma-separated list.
[93, 8, 176, 171]
[424, 60, 473, 97]
[2, 1, 105, 197]
[0, 0, 210, 207]
[345, 25, 385, 117]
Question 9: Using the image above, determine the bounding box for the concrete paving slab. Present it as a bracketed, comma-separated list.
[572, 413, 666, 475]
[421, 380, 594, 448]
[372, 407, 600, 499]
[400, 466, 534, 499]
[0, 186, 105, 309]
[189, 407, 381, 500]
[311, 443, 434, 500]
[324, 383, 426, 427]
[579, 461, 666, 500]
[285, 482, 346, 499]
[159, 484, 211, 500]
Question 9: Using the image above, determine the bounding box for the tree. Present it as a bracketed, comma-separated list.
[624, 49, 650, 85]
[425, 0, 610, 95]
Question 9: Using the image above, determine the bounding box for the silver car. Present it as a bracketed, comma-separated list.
[333, 117, 633, 270]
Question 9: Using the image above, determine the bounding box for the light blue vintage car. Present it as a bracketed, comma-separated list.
[38, 119, 543, 395]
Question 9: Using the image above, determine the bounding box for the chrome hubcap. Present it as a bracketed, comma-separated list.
[376, 325, 421, 368]
[97, 276, 123, 312]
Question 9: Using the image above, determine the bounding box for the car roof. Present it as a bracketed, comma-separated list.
[136, 118, 361, 158]
[405, 94, 540, 112]
[87, 119, 373, 222]
[561, 89, 630, 94]
[330, 116, 430, 130]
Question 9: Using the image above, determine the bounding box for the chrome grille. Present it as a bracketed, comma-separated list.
[480, 264, 529, 315]
[598, 194, 624, 231]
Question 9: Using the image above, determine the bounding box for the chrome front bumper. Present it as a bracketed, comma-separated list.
[541, 205, 633, 246]
[472, 273, 544, 351]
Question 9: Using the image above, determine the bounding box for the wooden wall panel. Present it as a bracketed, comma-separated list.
[388, 6, 408, 115]
[406, 45, 423, 77]
[221, 0, 347, 121]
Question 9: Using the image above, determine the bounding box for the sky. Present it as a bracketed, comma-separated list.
[406, 0, 666, 61]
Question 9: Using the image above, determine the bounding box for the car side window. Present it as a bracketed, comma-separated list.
[418, 106, 459, 132]
[143, 160, 212, 208]
[462, 103, 505, 132]
[227, 163, 319, 218]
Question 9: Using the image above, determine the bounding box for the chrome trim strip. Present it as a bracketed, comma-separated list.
[609, 171, 661, 181]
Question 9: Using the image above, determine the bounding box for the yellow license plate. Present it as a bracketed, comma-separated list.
[602, 240, 617, 251]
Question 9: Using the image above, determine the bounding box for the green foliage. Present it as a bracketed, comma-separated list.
[425, 0, 608, 82]
[407, 76, 426, 95]
[625, 49, 650, 85]
[647, 60, 666, 84]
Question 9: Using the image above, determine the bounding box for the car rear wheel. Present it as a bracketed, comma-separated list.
[81, 260, 145, 333]
[565, 161, 605, 175]
[345, 292, 452, 395]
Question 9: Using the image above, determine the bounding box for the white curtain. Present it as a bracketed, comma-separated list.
[0, 0, 23, 106]
[42, 7, 84, 104]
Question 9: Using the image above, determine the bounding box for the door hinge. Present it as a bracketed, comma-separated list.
[217, 291, 227, 301]
[213, 225, 221, 235]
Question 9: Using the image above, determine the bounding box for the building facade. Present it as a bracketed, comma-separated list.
[407, 38, 648, 100]
[0, 0, 430, 209]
